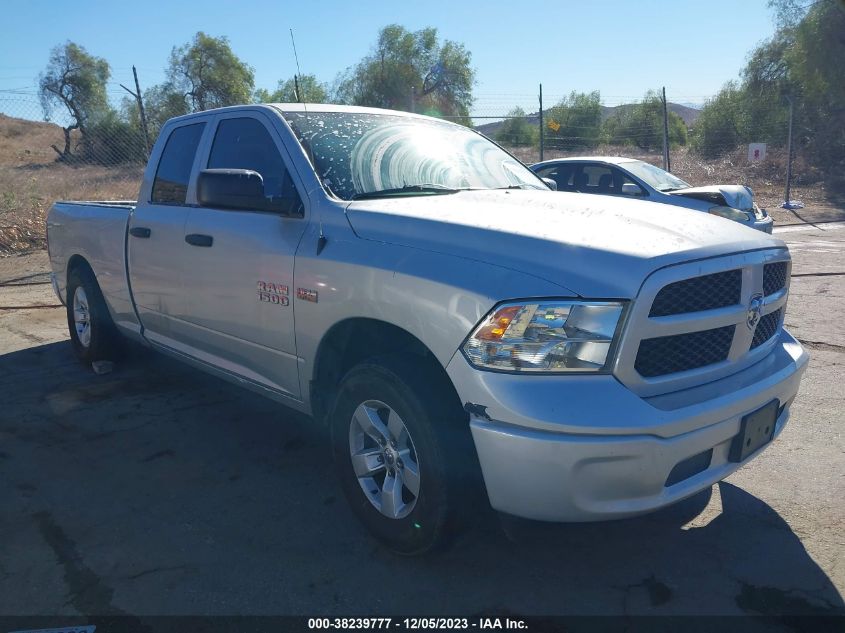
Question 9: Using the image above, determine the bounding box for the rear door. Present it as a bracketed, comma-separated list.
[128, 119, 208, 346]
[175, 112, 308, 399]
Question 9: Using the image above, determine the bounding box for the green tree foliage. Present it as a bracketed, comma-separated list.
[692, 0, 844, 187]
[544, 91, 602, 150]
[164, 32, 255, 112]
[86, 109, 148, 164]
[495, 107, 538, 147]
[785, 0, 845, 187]
[690, 83, 746, 158]
[39, 41, 111, 160]
[602, 90, 687, 150]
[255, 74, 329, 103]
[135, 84, 191, 136]
[334, 25, 475, 120]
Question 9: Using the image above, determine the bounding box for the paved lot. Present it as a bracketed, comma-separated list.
[0, 223, 843, 622]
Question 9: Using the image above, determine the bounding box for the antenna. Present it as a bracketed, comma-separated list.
[289, 29, 307, 106]
[288, 29, 315, 166]
[289, 29, 326, 256]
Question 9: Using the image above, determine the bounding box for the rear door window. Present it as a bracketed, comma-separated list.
[151, 122, 206, 205]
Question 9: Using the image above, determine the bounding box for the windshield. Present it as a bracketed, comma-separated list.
[279, 109, 546, 200]
[623, 160, 691, 192]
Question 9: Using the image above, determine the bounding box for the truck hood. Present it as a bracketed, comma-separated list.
[669, 185, 755, 210]
[345, 190, 783, 298]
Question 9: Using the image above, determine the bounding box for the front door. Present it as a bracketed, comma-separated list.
[174, 113, 308, 399]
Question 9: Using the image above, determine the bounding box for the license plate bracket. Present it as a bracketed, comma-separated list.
[730, 399, 779, 462]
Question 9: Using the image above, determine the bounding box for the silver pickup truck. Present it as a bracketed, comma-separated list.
[47, 104, 808, 554]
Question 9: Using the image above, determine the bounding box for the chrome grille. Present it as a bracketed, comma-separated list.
[613, 249, 792, 397]
[649, 269, 741, 317]
[751, 308, 783, 349]
[635, 325, 735, 377]
[763, 262, 788, 296]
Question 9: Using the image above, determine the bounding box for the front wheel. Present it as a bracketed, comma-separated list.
[329, 355, 474, 555]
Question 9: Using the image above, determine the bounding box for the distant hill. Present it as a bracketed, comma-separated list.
[475, 102, 701, 138]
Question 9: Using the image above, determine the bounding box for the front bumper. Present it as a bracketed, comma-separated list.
[752, 214, 774, 234]
[446, 328, 808, 521]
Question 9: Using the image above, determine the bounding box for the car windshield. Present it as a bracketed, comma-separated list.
[279, 109, 546, 201]
[623, 160, 691, 192]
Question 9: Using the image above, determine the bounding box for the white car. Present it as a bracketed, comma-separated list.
[531, 156, 773, 233]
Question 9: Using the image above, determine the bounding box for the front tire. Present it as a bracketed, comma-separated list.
[66, 266, 122, 364]
[329, 355, 474, 555]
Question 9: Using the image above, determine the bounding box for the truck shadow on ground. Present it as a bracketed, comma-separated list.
[1, 340, 843, 618]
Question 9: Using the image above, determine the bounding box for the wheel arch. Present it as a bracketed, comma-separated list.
[309, 317, 464, 425]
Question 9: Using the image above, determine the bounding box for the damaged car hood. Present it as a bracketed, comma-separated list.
[670, 185, 755, 210]
[345, 190, 782, 298]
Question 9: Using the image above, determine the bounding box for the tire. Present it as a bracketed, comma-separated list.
[329, 354, 476, 555]
[66, 265, 122, 365]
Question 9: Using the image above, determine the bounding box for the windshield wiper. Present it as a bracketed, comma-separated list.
[493, 184, 542, 191]
[351, 184, 460, 200]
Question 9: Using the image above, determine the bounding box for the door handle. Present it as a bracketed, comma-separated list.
[185, 233, 214, 247]
[129, 226, 151, 238]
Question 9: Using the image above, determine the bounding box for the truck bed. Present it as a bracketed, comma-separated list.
[46, 200, 139, 334]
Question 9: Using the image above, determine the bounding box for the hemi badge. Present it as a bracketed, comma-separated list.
[297, 288, 318, 303]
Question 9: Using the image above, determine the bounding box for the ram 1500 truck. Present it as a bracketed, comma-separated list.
[47, 104, 808, 554]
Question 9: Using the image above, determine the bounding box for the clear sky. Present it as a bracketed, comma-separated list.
[0, 0, 780, 116]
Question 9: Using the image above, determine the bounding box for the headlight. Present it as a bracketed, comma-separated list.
[708, 205, 752, 223]
[462, 300, 626, 373]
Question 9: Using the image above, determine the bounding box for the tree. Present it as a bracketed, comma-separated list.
[544, 91, 602, 150]
[334, 25, 475, 120]
[784, 0, 845, 189]
[255, 74, 329, 103]
[164, 32, 255, 112]
[602, 90, 687, 151]
[691, 0, 844, 189]
[690, 83, 746, 158]
[39, 41, 111, 161]
[495, 107, 538, 147]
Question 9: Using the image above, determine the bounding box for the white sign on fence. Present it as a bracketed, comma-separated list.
[748, 143, 767, 162]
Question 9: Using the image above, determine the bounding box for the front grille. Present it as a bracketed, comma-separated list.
[763, 262, 788, 296]
[635, 325, 735, 378]
[649, 269, 741, 317]
[751, 308, 782, 349]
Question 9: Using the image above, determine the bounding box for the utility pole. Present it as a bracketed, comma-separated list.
[539, 83, 544, 162]
[120, 66, 151, 157]
[783, 96, 796, 209]
[661, 86, 671, 172]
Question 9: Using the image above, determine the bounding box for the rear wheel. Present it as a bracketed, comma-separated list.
[66, 266, 122, 364]
[329, 355, 475, 555]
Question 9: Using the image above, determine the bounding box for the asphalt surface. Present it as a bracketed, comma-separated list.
[0, 223, 843, 622]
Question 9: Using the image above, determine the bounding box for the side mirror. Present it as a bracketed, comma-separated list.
[197, 169, 301, 216]
[198, 169, 265, 210]
[621, 183, 643, 196]
[541, 177, 558, 191]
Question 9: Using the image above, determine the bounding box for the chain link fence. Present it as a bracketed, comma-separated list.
[0, 92, 831, 254]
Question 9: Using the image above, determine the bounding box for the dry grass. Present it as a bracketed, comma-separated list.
[0, 165, 141, 254]
[0, 114, 141, 255]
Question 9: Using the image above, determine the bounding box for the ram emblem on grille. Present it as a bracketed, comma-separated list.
[747, 293, 764, 330]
